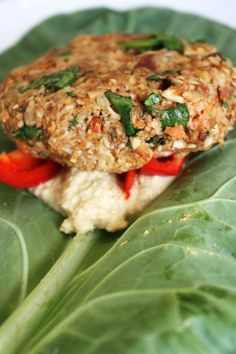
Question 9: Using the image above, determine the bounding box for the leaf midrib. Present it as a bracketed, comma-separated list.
[0, 217, 29, 303]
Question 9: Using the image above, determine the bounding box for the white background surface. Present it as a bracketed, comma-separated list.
[0, 0, 235, 53]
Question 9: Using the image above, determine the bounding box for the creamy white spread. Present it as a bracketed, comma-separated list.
[31, 169, 175, 234]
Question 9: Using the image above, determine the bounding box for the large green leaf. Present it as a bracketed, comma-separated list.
[0, 134, 69, 323]
[0, 7, 235, 354]
[0, 184, 67, 323]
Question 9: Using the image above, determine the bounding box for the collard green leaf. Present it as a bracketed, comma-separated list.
[0, 6, 236, 354]
[0, 132, 68, 324]
[0, 184, 68, 323]
[0, 130, 15, 152]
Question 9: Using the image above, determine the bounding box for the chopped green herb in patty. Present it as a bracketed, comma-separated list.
[146, 136, 166, 147]
[68, 118, 79, 129]
[122, 32, 183, 53]
[160, 104, 189, 128]
[66, 91, 77, 98]
[13, 126, 44, 140]
[19, 66, 81, 93]
[144, 93, 163, 113]
[143, 92, 189, 128]
[147, 69, 181, 81]
[105, 91, 137, 137]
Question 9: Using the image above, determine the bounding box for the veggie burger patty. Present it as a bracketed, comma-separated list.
[0, 33, 235, 173]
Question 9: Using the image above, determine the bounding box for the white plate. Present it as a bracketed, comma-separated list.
[0, 0, 235, 53]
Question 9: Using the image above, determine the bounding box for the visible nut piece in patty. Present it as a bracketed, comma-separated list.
[0, 33, 235, 173]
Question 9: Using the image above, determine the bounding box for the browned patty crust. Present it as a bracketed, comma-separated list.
[0, 33, 235, 173]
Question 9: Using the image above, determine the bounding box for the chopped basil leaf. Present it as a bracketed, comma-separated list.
[146, 136, 166, 147]
[105, 91, 137, 137]
[147, 68, 181, 81]
[145, 100, 189, 128]
[66, 91, 77, 98]
[223, 101, 229, 108]
[19, 66, 80, 93]
[161, 104, 189, 128]
[146, 74, 162, 82]
[13, 125, 44, 140]
[157, 33, 183, 52]
[122, 37, 159, 50]
[122, 32, 183, 53]
[144, 93, 163, 113]
[68, 118, 79, 129]
[161, 69, 181, 75]
[60, 50, 71, 56]
[18, 86, 27, 94]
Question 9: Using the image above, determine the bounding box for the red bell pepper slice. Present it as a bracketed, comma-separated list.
[120, 155, 185, 198]
[1, 149, 42, 171]
[140, 155, 186, 176]
[119, 170, 137, 200]
[0, 149, 61, 188]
